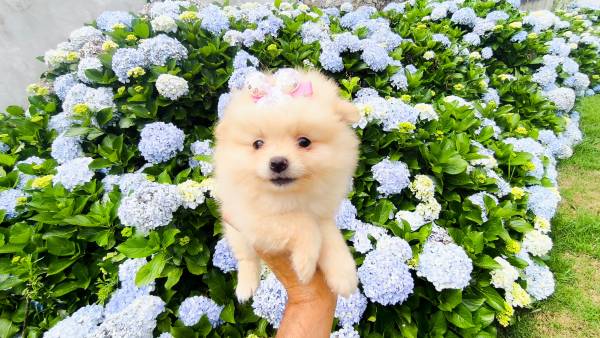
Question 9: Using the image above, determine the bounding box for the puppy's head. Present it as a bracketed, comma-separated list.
[214, 70, 360, 195]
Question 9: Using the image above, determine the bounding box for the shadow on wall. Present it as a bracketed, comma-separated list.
[0, 0, 146, 109]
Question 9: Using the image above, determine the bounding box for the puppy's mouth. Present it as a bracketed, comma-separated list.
[270, 177, 297, 186]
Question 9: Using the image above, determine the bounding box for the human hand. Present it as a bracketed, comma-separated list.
[257, 250, 336, 338]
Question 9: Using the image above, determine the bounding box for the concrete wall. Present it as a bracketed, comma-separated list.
[0, 0, 146, 110]
[521, 0, 555, 10]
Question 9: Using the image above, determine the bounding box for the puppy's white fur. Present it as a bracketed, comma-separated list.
[214, 70, 360, 301]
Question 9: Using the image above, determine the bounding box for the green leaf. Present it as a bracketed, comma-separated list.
[165, 267, 183, 289]
[475, 255, 502, 270]
[9, 223, 32, 244]
[46, 236, 76, 256]
[117, 235, 160, 258]
[0, 318, 19, 338]
[0, 154, 16, 167]
[89, 158, 114, 169]
[443, 155, 468, 174]
[445, 304, 475, 329]
[5, 105, 25, 116]
[220, 302, 236, 324]
[161, 228, 180, 248]
[439, 289, 462, 312]
[133, 21, 150, 39]
[135, 252, 167, 286]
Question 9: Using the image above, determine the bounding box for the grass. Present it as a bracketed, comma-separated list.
[501, 95, 600, 338]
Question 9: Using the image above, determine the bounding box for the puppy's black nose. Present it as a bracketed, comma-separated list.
[270, 156, 288, 173]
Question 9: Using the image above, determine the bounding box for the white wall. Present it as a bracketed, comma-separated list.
[0, 0, 146, 110]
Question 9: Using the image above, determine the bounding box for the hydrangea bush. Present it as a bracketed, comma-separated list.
[1, 0, 599, 337]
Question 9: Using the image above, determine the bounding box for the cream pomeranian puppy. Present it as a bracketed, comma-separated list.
[213, 68, 360, 301]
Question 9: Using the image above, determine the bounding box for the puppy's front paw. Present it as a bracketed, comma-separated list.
[324, 258, 358, 297]
[292, 252, 318, 284]
[236, 277, 259, 302]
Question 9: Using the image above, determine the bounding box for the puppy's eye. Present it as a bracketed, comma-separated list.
[253, 139, 264, 149]
[297, 137, 311, 148]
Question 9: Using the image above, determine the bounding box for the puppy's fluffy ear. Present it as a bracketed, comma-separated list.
[334, 99, 360, 124]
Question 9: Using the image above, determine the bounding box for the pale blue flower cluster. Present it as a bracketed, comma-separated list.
[189, 139, 214, 175]
[139, 122, 185, 164]
[77, 57, 103, 84]
[463, 32, 481, 46]
[117, 182, 182, 234]
[212, 238, 237, 273]
[233, 50, 259, 69]
[156, 74, 189, 100]
[111, 48, 147, 83]
[118, 172, 151, 195]
[252, 273, 287, 328]
[62, 84, 115, 116]
[149, 1, 190, 19]
[390, 70, 408, 90]
[0, 189, 26, 219]
[481, 47, 493, 59]
[511, 31, 527, 43]
[53, 73, 78, 101]
[432, 34, 451, 48]
[543, 87, 576, 111]
[43, 304, 105, 338]
[53, 157, 94, 190]
[69, 26, 104, 50]
[371, 158, 411, 196]
[564, 72, 590, 92]
[331, 326, 360, 338]
[105, 258, 155, 314]
[532, 66, 558, 89]
[138, 34, 188, 66]
[0, 142, 9, 153]
[217, 93, 231, 119]
[351, 221, 387, 253]
[178, 295, 224, 327]
[91, 295, 165, 338]
[451, 8, 477, 27]
[486, 10, 509, 22]
[51, 134, 83, 164]
[339, 6, 376, 29]
[416, 241, 473, 291]
[335, 199, 358, 230]
[523, 261, 555, 300]
[96, 11, 134, 31]
[358, 246, 414, 305]
[383, 2, 406, 13]
[335, 289, 367, 326]
[301, 21, 330, 44]
[198, 4, 230, 35]
[526, 185, 561, 220]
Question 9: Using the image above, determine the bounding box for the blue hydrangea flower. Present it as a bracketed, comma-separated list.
[481, 47, 493, 60]
[332, 33, 363, 53]
[383, 2, 406, 13]
[524, 261, 555, 300]
[532, 66, 558, 89]
[371, 158, 411, 196]
[360, 40, 390, 72]
[212, 238, 237, 273]
[351, 222, 387, 253]
[217, 93, 231, 119]
[242, 28, 266, 47]
[233, 50, 259, 70]
[486, 10, 509, 22]
[564, 72, 590, 91]
[319, 47, 344, 73]
[0, 189, 26, 219]
[376, 235, 412, 261]
[197, 4, 229, 35]
[53, 73, 79, 101]
[331, 325, 360, 338]
[380, 98, 419, 131]
[483, 87, 500, 104]
[548, 37, 570, 56]
[53, 157, 94, 191]
[149, 1, 190, 19]
[506, 0, 521, 7]
[51, 134, 83, 164]
[323, 7, 340, 17]
[69, 26, 104, 50]
[252, 273, 287, 328]
[0, 142, 9, 153]
[526, 185, 561, 220]
[111, 48, 147, 83]
[228, 66, 256, 90]
[62, 83, 115, 116]
[301, 21, 330, 44]
[96, 11, 134, 31]
[43, 304, 104, 338]
[178, 296, 224, 327]
[118, 173, 151, 195]
[511, 31, 527, 43]
[358, 247, 414, 305]
[390, 70, 408, 90]
[335, 289, 367, 326]
[77, 57, 103, 84]
[463, 33, 481, 46]
[340, 6, 376, 29]
[257, 15, 284, 37]
[117, 182, 182, 234]
[451, 8, 477, 27]
[138, 34, 188, 66]
[93, 295, 165, 338]
[416, 241, 473, 291]
[561, 57, 579, 75]
[432, 34, 451, 48]
[189, 139, 213, 175]
[139, 122, 185, 164]
[335, 199, 358, 230]
[105, 258, 155, 314]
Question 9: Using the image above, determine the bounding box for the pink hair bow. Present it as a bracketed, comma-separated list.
[245, 68, 313, 104]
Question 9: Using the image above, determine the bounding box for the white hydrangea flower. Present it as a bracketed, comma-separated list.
[90, 296, 165, 338]
[409, 175, 435, 201]
[522, 229, 553, 256]
[53, 157, 94, 191]
[151, 15, 178, 33]
[177, 179, 208, 209]
[156, 74, 189, 100]
[416, 241, 473, 291]
[490, 257, 519, 290]
[415, 198, 442, 221]
[395, 210, 427, 231]
[43, 305, 104, 338]
[414, 103, 438, 121]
